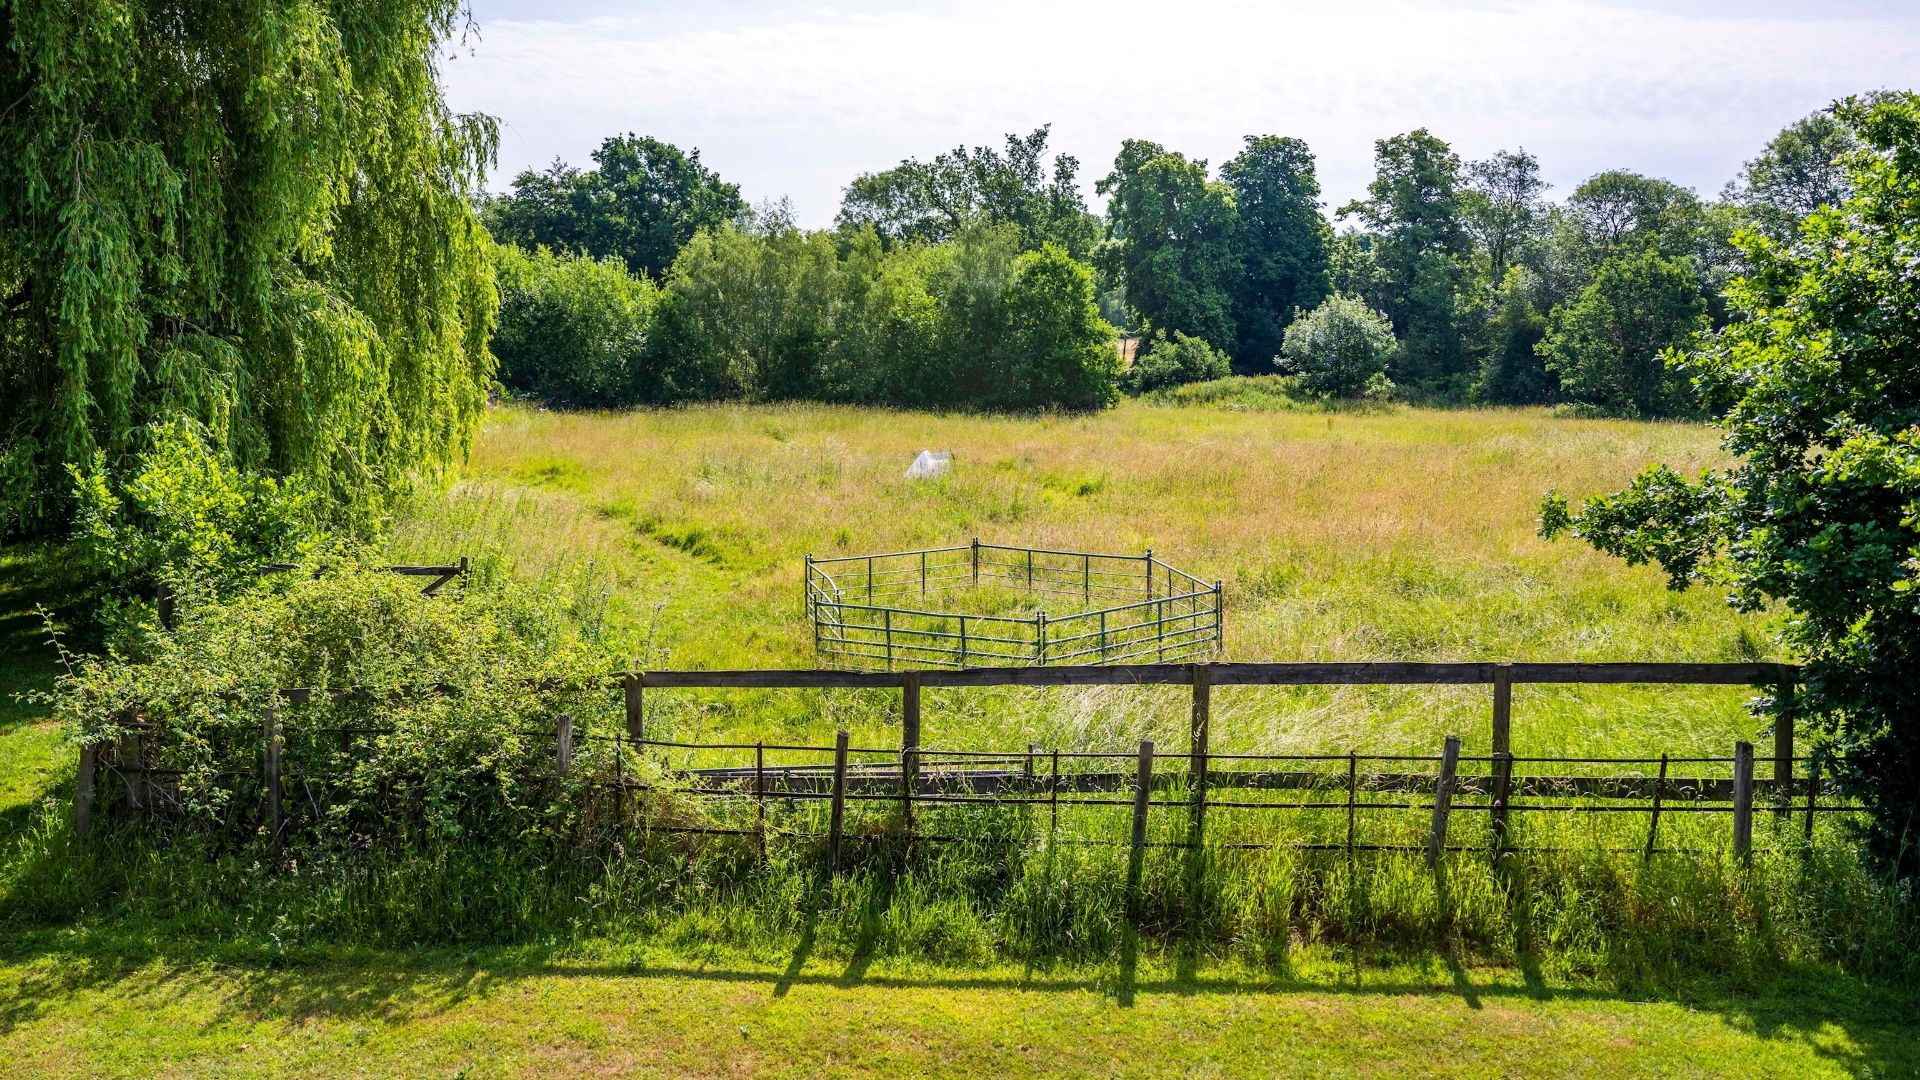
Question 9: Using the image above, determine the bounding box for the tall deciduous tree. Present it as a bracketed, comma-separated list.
[1542, 93, 1920, 876]
[1220, 136, 1332, 372]
[1462, 148, 1548, 284]
[1097, 141, 1239, 353]
[1726, 106, 1862, 242]
[0, 0, 499, 532]
[484, 134, 746, 280]
[836, 127, 1099, 259]
[1338, 130, 1474, 386]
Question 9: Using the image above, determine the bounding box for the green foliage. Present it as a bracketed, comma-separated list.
[492, 246, 658, 406]
[1338, 130, 1475, 387]
[50, 561, 622, 848]
[1280, 296, 1398, 399]
[569, 220, 1122, 413]
[1540, 92, 1920, 877]
[648, 212, 844, 401]
[1220, 136, 1333, 372]
[1124, 331, 1232, 394]
[1472, 267, 1554, 405]
[1727, 106, 1862, 242]
[1538, 251, 1708, 416]
[835, 126, 1100, 259]
[483, 134, 746, 279]
[68, 422, 318, 615]
[0, 0, 500, 535]
[1462, 148, 1549, 284]
[996, 244, 1122, 412]
[1097, 141, 1240, 352]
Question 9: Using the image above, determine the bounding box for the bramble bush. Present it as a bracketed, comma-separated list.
[50, 560, 629, 850]
[68, 420, 319, 640]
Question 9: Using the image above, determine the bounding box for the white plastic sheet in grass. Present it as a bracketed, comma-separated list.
[905, 450, 951, 479]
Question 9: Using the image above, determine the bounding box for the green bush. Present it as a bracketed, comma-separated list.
[1280, 295, 1398, 398]
[492, 245, 658, 406]
[51, 560, 625, 849]
[1125, 331, 1232, 393]
[69, 420, 318, 634]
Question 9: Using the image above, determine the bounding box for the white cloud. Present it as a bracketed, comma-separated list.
[444, 0, 1920, 225]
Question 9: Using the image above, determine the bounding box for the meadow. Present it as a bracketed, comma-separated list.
[6, 393, 1918, 1077]
[388, 392, 1773, 762]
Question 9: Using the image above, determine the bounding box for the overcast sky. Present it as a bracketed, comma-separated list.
[447, 0, 1920, 228]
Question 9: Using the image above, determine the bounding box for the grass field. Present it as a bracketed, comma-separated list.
[389, 398, 1772, 760]
[6, 395, 1918, 1077]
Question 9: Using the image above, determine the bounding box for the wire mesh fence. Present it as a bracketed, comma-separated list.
[805, 540, 1224, 669]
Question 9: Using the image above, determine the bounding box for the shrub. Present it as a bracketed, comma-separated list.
[69, 420, 317, 633]
[1124, 331, 1231, 393]
[51, 560, 625, 850]
[492, 245, 657, 406]
[1279, 295, 1397, 398]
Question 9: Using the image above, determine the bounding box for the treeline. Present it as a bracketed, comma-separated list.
[484, 133, 1116, 411]
[484, 109, 1867, 416]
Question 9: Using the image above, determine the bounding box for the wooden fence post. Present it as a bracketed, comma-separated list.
[1346, 750, 1358, 861]
[1803, 759, 1819, 842]
[1035, 612, 1048, 667]
[1050, 747, 1061, 834]
[755, 741, 768, 858]
[74, 743, 96, 840]
[1427, 735, 1460, 869]
[624, 671, 644, 749]
[1127, 739, 1154, 922]
[1644, 752, 1669, 861]
[828, 730, 850, 873]
[971, 537, 981, 587]
[804, 553, 814, 616]
[1490, 664, 1513, 851]
[1144, 549, 1154, 600]
[1733, 740, 1754, 864]
[1189, 663, 1211, 849]
[264, 707, 283, 846]
[1083, 554, 1092, 605]
[556, 713, 574, 774]
[1773, 681, 1795, 819]
[900, 674, 921, 838]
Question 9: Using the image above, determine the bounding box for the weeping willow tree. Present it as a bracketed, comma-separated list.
[0, 1, 499, 534]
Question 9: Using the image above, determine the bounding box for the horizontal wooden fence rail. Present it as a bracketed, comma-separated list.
[77, 660, 1832, 873]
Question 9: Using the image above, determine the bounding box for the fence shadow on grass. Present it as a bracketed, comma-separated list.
[2, 929, 1915, 1077]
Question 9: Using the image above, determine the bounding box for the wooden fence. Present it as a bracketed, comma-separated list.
[77, 660, 1858, 868]
[804, 540, 1223, 668]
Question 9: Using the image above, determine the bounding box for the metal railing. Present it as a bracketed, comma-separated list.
[804, 540, 1224, 669]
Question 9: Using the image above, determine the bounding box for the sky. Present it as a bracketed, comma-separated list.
[445, 0, 1920, 228]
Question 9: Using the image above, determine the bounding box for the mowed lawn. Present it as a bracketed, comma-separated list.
[3, 936, 1917, 1078]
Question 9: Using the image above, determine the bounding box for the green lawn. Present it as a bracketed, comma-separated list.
[2, 934, 1916, 1078]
